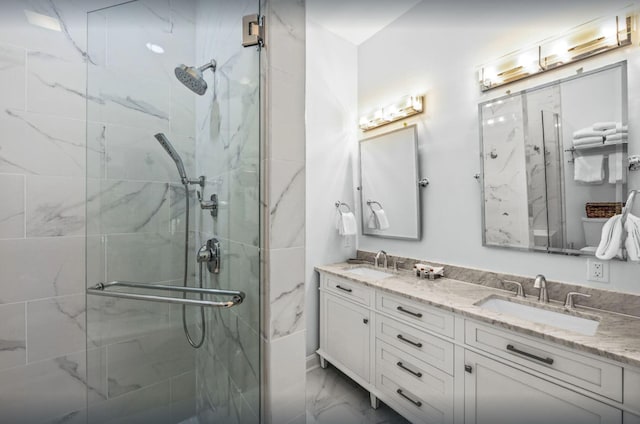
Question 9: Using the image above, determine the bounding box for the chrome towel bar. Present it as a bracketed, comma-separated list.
[87, 281, 245, 308]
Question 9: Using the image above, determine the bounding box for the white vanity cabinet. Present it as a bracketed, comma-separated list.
[316, 270, 635, 424]
[318, 274, 374, 385]
[463, 350, 621, 424]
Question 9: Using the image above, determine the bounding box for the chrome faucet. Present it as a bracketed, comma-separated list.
[533, 274, 548, 303]
[374, 250, 388, 269]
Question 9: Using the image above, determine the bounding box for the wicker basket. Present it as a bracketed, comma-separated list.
[585, 202, 623, 218]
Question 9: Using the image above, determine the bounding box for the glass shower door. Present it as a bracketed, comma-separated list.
[85, 1, 260, 423]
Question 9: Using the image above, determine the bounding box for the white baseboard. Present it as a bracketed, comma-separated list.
[306, 353, 320, 372]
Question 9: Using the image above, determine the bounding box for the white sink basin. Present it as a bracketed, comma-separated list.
[346, 267, 394, 279]
[476, 297, 600, 336]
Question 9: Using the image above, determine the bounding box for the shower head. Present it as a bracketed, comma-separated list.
[154, 133, 188, 185]
[175, 60, 216, 95]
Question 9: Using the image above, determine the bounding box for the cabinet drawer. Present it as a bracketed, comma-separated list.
[376, 339, 454, 414]
[376, 291, 454, 338]
[465, 320, 622, 402]
[323, 275, 372, 306]
[376, 369, 452, 424]
[376, 315, 454, 375]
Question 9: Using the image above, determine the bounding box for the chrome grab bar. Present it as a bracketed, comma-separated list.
[87, 281, 245, 308]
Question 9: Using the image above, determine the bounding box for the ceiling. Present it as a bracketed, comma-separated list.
[306, 0, 422, 45]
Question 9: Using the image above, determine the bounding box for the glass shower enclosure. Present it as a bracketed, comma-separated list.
[85, 1, 261, 422]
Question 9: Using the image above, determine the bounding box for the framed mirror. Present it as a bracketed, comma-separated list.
[359, 125, 422, 240]
[479, 62, 628, 256]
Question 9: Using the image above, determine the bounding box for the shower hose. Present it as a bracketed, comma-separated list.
[182, 183, 206, 348]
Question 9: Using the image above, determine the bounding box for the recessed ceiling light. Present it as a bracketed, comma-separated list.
[24, 10, 61, 32]
[146, 42, 165, 54]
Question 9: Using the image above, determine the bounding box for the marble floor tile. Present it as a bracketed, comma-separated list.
[306, 365, 409, 424]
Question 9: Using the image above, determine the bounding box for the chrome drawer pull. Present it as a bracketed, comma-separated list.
[506, 344, 554, 365]
[396, 306, 423, 318]
[396, 389, 422, 407]
[397, 334, 423, 348]
[396, 361, 422, 378]
[335, 285, 352, 293]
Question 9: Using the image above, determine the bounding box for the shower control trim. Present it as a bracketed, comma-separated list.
[198, 238, 221, 274]
[197, 192, 218, 217]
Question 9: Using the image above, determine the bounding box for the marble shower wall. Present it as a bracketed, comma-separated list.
[193, 1, 262, 423]
[261, 1, 307, 423]
[0, 1, 198, 422]
[481, 95, 531, 248]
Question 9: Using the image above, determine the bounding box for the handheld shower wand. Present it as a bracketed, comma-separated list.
[153, 132, 206, 349]
[154, 133, 204, 187]
[154, 133, 188, 185]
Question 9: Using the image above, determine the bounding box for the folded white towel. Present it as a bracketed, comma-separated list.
[574, 141, 606, 149]
[603, 128, 628, 136]
[573, 128, 604, 139]
[608, 152, 626, 184]
[336, 211, 357, 236]
[574, 155, 604, 183]
[604, 138, 627, 146]
[573, 136, 604, 146]
[593, 122, 620, 131]
[596, 215, 623, 260]
[625, 214, 640, 262]
[605, 133, 628, 142]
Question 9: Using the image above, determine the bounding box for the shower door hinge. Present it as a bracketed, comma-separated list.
[242, 14, 264, 48]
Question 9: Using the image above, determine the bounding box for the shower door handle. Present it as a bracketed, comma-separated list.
[88, 281, 244, 308]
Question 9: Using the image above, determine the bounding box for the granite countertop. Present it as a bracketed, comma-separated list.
[315, 262, 640, 368]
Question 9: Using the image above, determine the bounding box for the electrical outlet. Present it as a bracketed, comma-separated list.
[587, 259, 609, 283]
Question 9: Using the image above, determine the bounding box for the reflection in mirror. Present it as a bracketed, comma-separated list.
[360, 125, 421, 240]
[479, 62, 628, 256]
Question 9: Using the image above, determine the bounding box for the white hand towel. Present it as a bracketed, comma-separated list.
[608, 152, 626, 184]
[572, 128, 603, 139]
[574, 155, 604, 183]
[573, 136, 604, 146]
[593, 122, 619, 131]
[625, 214, 640, 262]
[373, 208, 390, 230]
[605, 133, 628, 143]
[336, 211, 357, 236]
[596, 215, 623, 260]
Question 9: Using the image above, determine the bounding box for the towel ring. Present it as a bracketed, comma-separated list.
[366, 200, 383, 211]
[335, 201, 351, 213]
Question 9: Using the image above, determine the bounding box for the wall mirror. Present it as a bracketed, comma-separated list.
[360, 125, 422, 240]
[479, 62, 628, 257]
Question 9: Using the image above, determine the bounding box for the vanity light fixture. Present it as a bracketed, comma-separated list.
[359, 94, 424, 131]
[479, 13, 634, 91]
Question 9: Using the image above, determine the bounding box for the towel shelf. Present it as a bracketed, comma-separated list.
[564, 142, 628, 164]
[87, 281, 245, 308]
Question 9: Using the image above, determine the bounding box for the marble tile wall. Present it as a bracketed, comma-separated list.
[261, 0, 307, 423]
[481, 95, 531, 248]
[0, 0, 199, 422]
[193, 1, 262, 423]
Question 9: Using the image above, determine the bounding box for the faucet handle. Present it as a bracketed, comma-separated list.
[393, 259, 405, 271]
[503, 280, 526, 298]
[564, 292, 591, 309]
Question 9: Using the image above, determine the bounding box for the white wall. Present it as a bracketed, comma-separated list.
[305, 19, 358, 355]
[357, 0, 640, 294]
